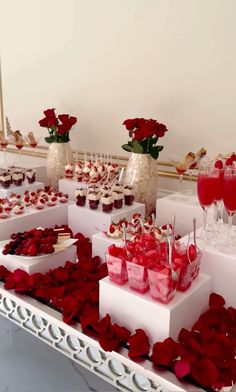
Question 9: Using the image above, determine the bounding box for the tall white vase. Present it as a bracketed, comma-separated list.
[125, 153, 158, 216]
[47, 142, 73, 189]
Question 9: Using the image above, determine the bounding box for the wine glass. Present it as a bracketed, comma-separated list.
[14, 131, 25, 165]
[197, 163, 219, 240]
[26, 132, 40, 158]
[170, 153, 194, 199]
[213, 165, 225, 230]
[222, 166, 236, 249]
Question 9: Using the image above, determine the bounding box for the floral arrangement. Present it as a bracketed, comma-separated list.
[0, 230, 235, 390]
[122, 118, 168, 160]
[39, 108, 77, 143]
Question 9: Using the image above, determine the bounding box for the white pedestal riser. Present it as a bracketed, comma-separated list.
[99, 274, 211, 345]
[59, 179, 87, 201]
[0, 203, 71, 241]
[0, 245, 76, 274]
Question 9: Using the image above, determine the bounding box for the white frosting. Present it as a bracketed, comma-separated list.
[101, 186, 111, 194]
[13, 173, 23, 181]
[88, 193, 100, 201]
[75, 166, 83, 175]
[113, 184, 123, 192]
[124, 187, 133, 196]
[26, 170, 35, 179]
[89, 168, 99, 178]
[107, 227, 122, 239]
[65, 164, 73, 171]
[98, 165, 106, 174]
[75, 189, 87, 197]
[101, 195, 113, 204]
[13, 205, 24, 214]
[0, 175, 11, 182]
[112, 192, 124, 200]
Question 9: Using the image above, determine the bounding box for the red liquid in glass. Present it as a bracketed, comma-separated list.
[215, 169, 225, 202]
[16, 144, 23, 150]
[0, 143, 8, 149]
[197, 174, 218, 208]
[30, 143, 37, 148]
[223, 174, 236, 213]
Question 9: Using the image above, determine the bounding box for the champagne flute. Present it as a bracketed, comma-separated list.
[170, 153, 195, 199]
[197, 163, 219, 239]
[0, 133, 9, 168]
[222, 166, 236, 249]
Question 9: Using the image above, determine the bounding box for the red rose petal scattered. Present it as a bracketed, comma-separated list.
[174, 359, 191, 378]
[128, 329, 150, 360]
[209, 292, 225, 308]
[191, 358, 219, 387]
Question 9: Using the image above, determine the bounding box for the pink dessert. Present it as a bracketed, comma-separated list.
[148, 265, 179, 303]
[126, 261, 149, 293]
[106, 253, 128, 285]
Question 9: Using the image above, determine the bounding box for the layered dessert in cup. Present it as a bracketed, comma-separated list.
[65, 163, 74, 179]
[12, 171, 24, 186]
[124, 185, 134, 205]
[0, 170, 11, 188]
[101, 193, 114, 213]
[75, 188, 87, 207]
[75, 161, 83, 182]
[107, 223, 123, 239]
[112, 190, 124, 209]
[26, 168, 36, 184]
[87, 190, 100, 209]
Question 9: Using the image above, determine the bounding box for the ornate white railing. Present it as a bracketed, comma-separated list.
[0, 282, 204, 392]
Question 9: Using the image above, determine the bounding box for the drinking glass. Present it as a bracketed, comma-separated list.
[222, 166, 236, 247]
[197, 163, 219, 238]
[213, 166, 225, 230]
[0, 137, 9, 167]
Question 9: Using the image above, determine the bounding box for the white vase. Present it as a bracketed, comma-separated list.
[125, 153, 158, 216]
[47, 142, 73, 189]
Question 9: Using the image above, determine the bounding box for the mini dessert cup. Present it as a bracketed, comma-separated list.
[106, 253, 128, 285]
[124, 185, 134, 206]
[65, 163, 74, 179]
[148, 264, 179, 304]
[175, 256, 201, 292]
[113, 191, 124, 209]
[75, 188, 87, 207]
[101, 193, 113, 213]
[126, 261, 149, 293]
[12, 171, 24, 186]
[0, 172, 11, 188]
[88, 191, 100, 210]
[26, 168, 36, 184]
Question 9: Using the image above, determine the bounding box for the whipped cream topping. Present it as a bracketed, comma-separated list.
[26, 170, 35, 179]
[65, 163, 73, 171]
[13, 173, 23, 181]
[75, 188, 87, 197]
[101, 194, 113, 204]
[0, 175, 11, 182]
[112, 191, 124, 200]
[88, 192, 100, 201]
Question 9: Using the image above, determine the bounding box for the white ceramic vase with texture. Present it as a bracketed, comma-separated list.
[125, 153, 158, 216]
[47, 142, 73, 189]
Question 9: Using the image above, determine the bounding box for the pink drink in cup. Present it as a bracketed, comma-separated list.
[126, 261, 149, 293]
[197, 174, 218, 207]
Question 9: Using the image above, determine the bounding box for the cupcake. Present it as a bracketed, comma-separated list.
[87, 191, 100, 210]
[12, 204, 25, 215]
[75, 188, 87, 207]
[58, 193, 69, 203]
[12, 171, 24, 186]
[35, 198, 45, 210]
[101, 193, 113, 213]
[47, 195, 57, 207]
[9, 193, 21, 205]
[75, 161, 83, 182]
[112, 191, 124, 209]
[124, 185, 134, 206]
[26, 168, 36, 184]
[65, 163, 74, 179]
[0, 171, 11, 188]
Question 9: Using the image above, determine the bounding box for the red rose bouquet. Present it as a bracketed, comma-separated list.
[122, 118, 168, 160]
[39, 108, 77, 143]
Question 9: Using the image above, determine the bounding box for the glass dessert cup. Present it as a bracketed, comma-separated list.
[114, 198, 123, 209]
[106, 253, 128, 285]
[102, 202, 113, 213]
[76, 195, 86, 207]
[220, 166, 236, 252]
[126, 261, 149, 293]
[147, 264, 180, 304]
[174, 250, 201, 292]
[26, 169, 36, 184]
[89, 200, 99, 210]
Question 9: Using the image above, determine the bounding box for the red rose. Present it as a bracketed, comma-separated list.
[123, 118, 139, 131]
[39, 117, 49, 127]
[43, 108, 58, 127]
[133, 128, 144, 140]
[57, 124, 69, 135]
[155, 123, 168, 137]
[141, 119, 157, 138]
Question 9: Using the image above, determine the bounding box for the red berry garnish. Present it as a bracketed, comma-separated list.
[226, 158, 233, 166]
[214, 160, 223, 169]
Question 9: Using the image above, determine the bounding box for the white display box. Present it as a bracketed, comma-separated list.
[68, 202, 145, 239]
[182, 227, 236, 307]
[0, 181, 44, 198]
[0, 244, 76, 274]
[156, 193, 214, 237]
[92, 232, 123, 261]
[59, 178, 87, 201]
[0, 202, 72, 241]
[100, 274, 211, 344]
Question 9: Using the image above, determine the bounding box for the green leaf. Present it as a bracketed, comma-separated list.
[141, 138, 149, 152]
[157, 145, 164, 152]
[151, 136, 158, 145]
[132, 140, 143, 153]
[150, 146, 160, 160]
[45, 136, 55, 144]
[122, 144, 134, 152]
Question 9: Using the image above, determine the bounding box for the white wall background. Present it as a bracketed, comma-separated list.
[0, 0, 236, 159]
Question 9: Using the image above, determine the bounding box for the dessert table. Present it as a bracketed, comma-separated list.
[156, 193, 214, 237]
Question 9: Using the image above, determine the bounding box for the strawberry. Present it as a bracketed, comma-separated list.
[226, 158, 233, 166]
[28, 244, 37, 257]
[214, 160, 223, 169]
[109, 225, 115, 233]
